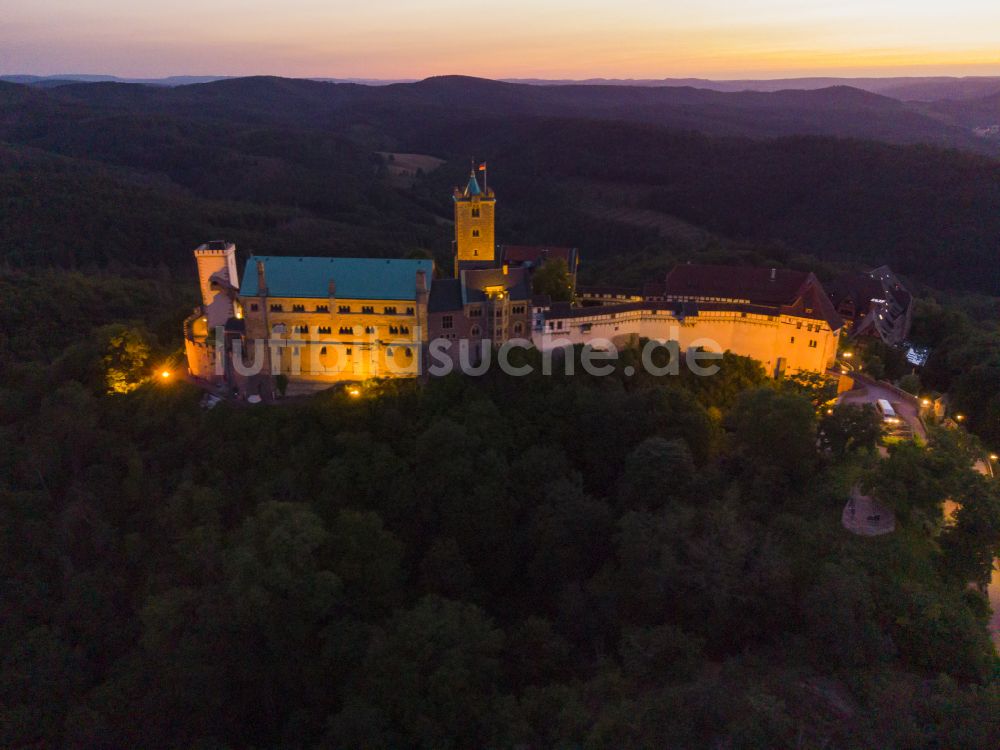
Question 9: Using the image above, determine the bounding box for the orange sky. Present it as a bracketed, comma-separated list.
[4, 0, 1000, 79]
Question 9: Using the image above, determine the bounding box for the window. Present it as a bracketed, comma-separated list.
[471, 207, 480, 218]
[250, 303, 259, 312]
[316, 304, 329, 313]
[740, 312, 747, 318]
[469, 307, 482, 317]
[386, 347, 393, 357]
[384, 306, 397, 315]
[389, 325, 399, 335]
[338, 305, 351, 314]
[320, 346, 327, 355]
[294, 325, 308, 334]
[470, 325, 481, 337]
[442, 315, 453, 330]
[318, 326, 332, 335]
[362, 306, 374, 314]
[512, 305, 525, 315]
[405, 347, 412, 358]
[339, 326, 353, 335]
[472, 229, 480, 238]
[406, 307, 414, 315]
[400, 326, 410, 335]
[292, 304, 305, 313]
[365, 326, 376, 334]
[796, 321, 802, 329]
[808, 340, 818, 348]
[270, 304, 283, 312]
[806, 324, 814, 332]
[346, 347, 353, 356]
[790, 336, 795, 344]
[514, 322, 524, 334]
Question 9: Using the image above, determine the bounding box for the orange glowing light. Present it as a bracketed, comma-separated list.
[160, 370, 171, 379]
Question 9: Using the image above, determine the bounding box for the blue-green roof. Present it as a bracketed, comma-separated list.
[465, 173, 481, 196]
[240, 256, 434, 300]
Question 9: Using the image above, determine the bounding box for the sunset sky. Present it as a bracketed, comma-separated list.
[4, 0, 1000, 79]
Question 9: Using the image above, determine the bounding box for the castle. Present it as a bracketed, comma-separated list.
[183, 169, 842, 396]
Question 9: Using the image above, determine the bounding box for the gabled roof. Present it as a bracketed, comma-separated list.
[239, 256, 433, 301]
[501, 245, 577, 266]
[663, 263, 843, 329]
[665, 264, 809, 304]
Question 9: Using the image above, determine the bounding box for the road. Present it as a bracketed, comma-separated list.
[836, 378, 927, 443]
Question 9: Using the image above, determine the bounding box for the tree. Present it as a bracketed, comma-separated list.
[726, 388, 817, 484]
[532, 258, 573, 302]
[819, 403, 882, 457]
[327, 596, 506, 749]
[617, 437, 695, 510]
[99, 324, 153, 394]
[898, 372, 921, 395]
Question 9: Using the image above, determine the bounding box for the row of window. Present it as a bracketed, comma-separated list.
[288, 325, 412, 336]
[253, 303, 415, 315]
[794, 321, 824, 332]
[315, 346, 413, 358]
[462, 305, 528, 320]
[438, 316, 524, 336]
[789, 336, 820, 348]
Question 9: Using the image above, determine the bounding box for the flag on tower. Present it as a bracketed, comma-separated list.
[478, 162, 487, 171]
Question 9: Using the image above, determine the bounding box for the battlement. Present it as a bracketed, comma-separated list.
[195, 240, 235, 256]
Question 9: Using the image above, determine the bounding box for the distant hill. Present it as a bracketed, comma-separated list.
[16, 74, 994, 155]
[1, 75, 999, 295]
[8, 73, 1000, 101]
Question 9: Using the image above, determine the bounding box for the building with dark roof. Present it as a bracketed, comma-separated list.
[534, 263, 844, 377]
[828, 266, 912, 346]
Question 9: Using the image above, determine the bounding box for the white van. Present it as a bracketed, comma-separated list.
[875, 399, 898, 423]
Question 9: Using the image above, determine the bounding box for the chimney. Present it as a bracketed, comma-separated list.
[256, 260, 268, 296]
[416, 270, 427, 294]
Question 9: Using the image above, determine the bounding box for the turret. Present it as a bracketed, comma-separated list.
[194, 240, 239, 328]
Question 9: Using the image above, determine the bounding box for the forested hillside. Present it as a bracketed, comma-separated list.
[3, 302, 1000, 746]
[2, 77, 1000, 296]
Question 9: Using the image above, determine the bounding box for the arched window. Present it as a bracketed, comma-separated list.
[470, 325, 481, 337]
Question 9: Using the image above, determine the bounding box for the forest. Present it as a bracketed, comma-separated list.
[1, 75, 1000, 747]
[2, 287, 1000, 747]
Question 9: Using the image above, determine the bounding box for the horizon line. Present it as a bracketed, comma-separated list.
[6, 71, 1000, 85]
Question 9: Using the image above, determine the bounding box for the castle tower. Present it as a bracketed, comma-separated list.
[194, 240, 240, 328]
[453, 168, 496, 275]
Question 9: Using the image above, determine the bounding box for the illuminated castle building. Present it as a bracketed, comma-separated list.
[183, 167, 841, 393]
[539, 265, 842, 377]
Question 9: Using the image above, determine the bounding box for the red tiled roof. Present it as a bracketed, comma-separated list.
[663, 264, 843, 329]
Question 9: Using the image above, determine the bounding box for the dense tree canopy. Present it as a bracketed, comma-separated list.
[1, 279, 999, 747]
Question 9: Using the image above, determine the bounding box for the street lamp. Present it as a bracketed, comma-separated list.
[160, 370, 171, 380]
[955, 414, 965, 422]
